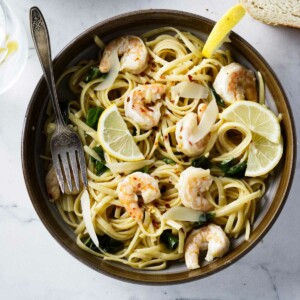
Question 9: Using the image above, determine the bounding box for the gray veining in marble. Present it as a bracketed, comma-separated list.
[0, 0, 299, 299]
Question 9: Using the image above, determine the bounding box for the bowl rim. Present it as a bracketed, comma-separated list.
[21, 9, 297, 284]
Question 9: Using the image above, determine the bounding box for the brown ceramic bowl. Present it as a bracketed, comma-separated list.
[22, 10, 296, 284]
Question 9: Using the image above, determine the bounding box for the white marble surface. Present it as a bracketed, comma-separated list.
[0, 0, 299, 299]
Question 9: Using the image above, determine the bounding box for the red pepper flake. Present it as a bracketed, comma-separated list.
[188, 74, 194, 82]
[126, 97, 130, 102]
[170, 99, 175, 103]
[189, 141, 192, 145]
[165, 203, 170, 208]
[180, 125, 183, 132]
[164, 135, 168, 140]
[152, 220, 160, 229]
[140, 108, 146, 112]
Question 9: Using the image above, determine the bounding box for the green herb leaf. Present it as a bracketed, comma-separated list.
[162, 157, 176, 165]
[92, 146, 105, 162]
[211, 87, 226, 107]
[94, 161, 107, 176]
[225, 162, 247, 179]
[194, 212, 215, 228]
[161, 230, 179, 250]
[86, 107, 104, 129]
[84, 67, 106, 83]
[220, 158, 235, 173]
[98, 235, 124, 254]
[191, 156, 212, 169]
[91, 146, 107, 176]
[85, 235, 123, 254]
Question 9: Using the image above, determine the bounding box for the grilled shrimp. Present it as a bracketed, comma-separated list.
[45, 167, 61, 201]
[125, 84, 166, 130]
[185, 224, 230, 270]
[175, 103, 210, 156]
[213, 62, 257, 104]
[99, 36, 149, 74]
[178, 166, 213, 212]
[117, 172, 161, 221]
[45, 167, 81, 201]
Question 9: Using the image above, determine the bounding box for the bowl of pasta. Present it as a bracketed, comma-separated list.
[22, 9, 296, 283]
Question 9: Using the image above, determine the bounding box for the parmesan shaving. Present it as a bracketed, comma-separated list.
[162, 206, 203, 222]
[190, 96, 219, 142]
[95, 50, 120, 91]
[80, 189, 99, 247]
[171, 81, 208, 99]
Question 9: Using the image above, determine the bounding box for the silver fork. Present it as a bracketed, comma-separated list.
[30, 7, 87, 192]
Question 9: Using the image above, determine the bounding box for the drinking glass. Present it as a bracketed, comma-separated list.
[0, 0, 28, 94]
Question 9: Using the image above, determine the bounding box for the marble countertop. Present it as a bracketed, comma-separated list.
[1, 0, 299, 299]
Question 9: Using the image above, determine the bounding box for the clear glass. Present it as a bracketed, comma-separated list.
[0, 0, 28, 94]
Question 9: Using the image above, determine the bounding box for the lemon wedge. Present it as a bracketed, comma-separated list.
[202, 4, 246, 58]
[97, 105, 144, 161]
[246, 133, 283, 177]
[221, 101, 281, 144]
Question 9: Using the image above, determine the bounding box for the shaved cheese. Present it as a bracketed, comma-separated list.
[171, 81, 208, 99]
[106, 160, 154, 174]
[190, 96, 219, 142]
[162, 206, 203, 222]
[80, 189, 99, 247]
[95, 50, 120, 91]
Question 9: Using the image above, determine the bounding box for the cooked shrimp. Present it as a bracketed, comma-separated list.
[175, 103, 210, 156]
[45, 167, 61, 201]
[178, 166, 213, 212]
[185, 224, 230, 270]
[117, 172, 161, 221]
[213, 62, 257, 104]
[45, 167, 81, 201]
[99, 36, 149, 74]
[125, 84, 166, 130]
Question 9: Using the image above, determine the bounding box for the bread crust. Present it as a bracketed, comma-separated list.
[240, 0, 300, 28]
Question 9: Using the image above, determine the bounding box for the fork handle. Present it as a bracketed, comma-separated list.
[30, 7, 65, 126]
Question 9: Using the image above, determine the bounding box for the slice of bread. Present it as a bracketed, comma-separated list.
[240, 0, 300, 28]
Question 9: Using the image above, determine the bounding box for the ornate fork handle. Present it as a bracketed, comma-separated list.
[30, 7, 65, 127]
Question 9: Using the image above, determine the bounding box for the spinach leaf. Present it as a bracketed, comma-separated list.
[220, 158, 235, 173]
[86, 107, 104, 129]
[211, 86, 225, 107]
[85, 235, 123, 254]
[84, 67, 106, 83]
[161, 230, 179, 250]
[220, 159, 247, 179]
[194, 212, 215, 228]
[162, 157, 176, 165]
[191, 156, 212, 169]
[91, 146, 107, 176]
[226, 162, 247, 179]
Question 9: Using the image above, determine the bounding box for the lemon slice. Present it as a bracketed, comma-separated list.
[246, 133, 283, 177]
[97, 105, 144, 161]
[202, 4, 246, 58]
[221, 101, 281, 144]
